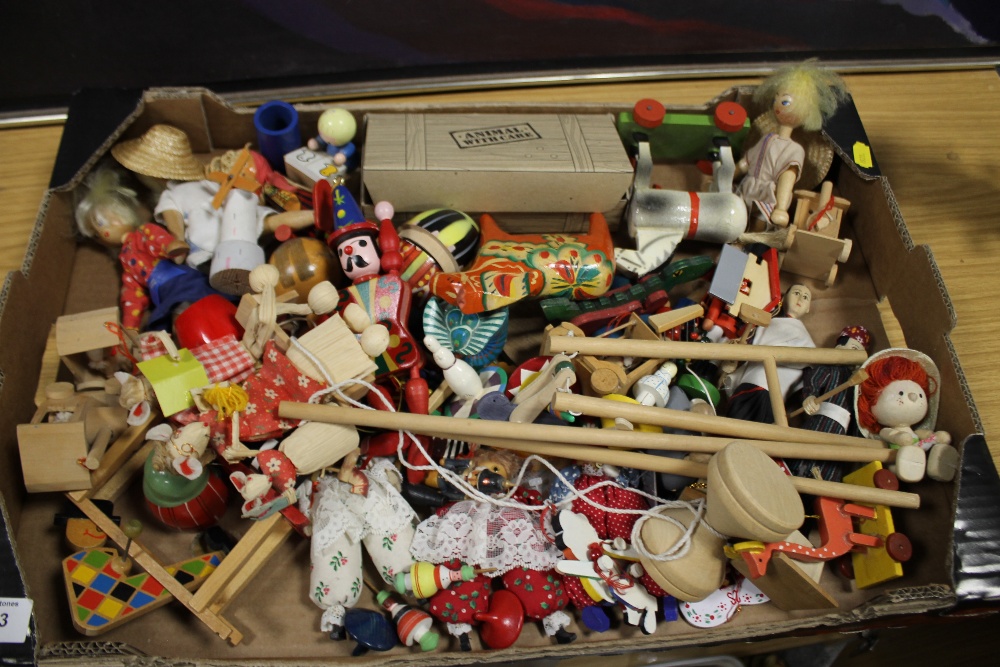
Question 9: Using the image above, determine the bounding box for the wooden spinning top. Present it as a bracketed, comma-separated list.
[638, 507, 727, 603]
[706, 441, 804, 542]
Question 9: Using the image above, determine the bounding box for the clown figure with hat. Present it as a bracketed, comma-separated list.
[308, 179, 432, 481]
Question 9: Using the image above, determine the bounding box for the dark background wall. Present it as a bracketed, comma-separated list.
[3, 0, 998, 116]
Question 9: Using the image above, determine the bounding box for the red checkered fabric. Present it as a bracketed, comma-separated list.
[140, 333, 256, 384]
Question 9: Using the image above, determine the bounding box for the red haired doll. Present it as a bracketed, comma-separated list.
[854, 349, 958, 483]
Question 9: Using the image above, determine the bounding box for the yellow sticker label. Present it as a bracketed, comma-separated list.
[853, 141, 873, 169]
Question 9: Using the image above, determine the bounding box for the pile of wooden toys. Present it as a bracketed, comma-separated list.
[18, 60, 960, 655]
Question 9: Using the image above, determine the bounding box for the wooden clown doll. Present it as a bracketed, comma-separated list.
[313, 179, 431, 482]
[315, 180, 423, 386]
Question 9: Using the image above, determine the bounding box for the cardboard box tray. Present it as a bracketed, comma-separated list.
[0, 87, 986, 664]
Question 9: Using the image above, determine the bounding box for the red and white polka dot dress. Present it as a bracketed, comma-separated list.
[571, 474, 649, 542]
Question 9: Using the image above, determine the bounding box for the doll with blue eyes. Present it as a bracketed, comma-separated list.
[737, 60, 849, 228]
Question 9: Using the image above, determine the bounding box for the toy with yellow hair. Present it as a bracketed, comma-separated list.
[737, 60, 850, 227]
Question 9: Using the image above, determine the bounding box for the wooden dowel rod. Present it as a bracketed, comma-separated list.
[279, 402, 891, 464]
[788, 369, 869, 419]
[795, 474, 917, 508]
[544, 336, 868, 366]
[475, 437, 919, 510]
[477, 437, 710, 478]
[552, 393, 884, 450]
[762, 356, 789, 427]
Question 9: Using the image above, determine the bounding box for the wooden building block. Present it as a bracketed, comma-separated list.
[732, 552, 839, 611]
[283, 147, 342, 187]
[284, 313, 377, 388]
[362, 112, 633, 214]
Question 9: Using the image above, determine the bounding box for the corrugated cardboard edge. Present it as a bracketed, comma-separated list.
[36, 593, 956, 667]
[1, 85, 984, 665]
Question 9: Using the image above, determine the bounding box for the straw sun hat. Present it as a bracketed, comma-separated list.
[111, 124, 206, 181]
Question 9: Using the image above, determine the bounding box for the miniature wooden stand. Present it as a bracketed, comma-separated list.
[780, 183, 853, 287]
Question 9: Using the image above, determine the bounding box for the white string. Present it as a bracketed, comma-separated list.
[285, 334, 716, 561]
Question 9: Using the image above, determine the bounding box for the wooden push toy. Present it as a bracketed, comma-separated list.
[779, 182, 853, 286]
[842, 461, 910, 589]
[615, 98, 751, 162]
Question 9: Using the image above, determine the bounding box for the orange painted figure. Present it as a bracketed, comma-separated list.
[429, 213, 616, 315]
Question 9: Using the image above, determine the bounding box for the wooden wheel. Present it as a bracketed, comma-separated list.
[885, 532, 913, 563]
[873, 468, 900, 491]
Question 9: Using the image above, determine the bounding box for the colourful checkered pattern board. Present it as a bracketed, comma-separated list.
[62, 548, 222, 635]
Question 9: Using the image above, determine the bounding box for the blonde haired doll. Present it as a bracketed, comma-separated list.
[737, 60, 849, 227]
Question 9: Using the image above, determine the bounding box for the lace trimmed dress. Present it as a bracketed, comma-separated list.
[409, 499, 561, 577]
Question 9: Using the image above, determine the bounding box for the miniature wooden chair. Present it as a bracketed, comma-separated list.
[55, 307, 128, 391]
[17, 382, 133, 492]
[781, 182, 853, 287]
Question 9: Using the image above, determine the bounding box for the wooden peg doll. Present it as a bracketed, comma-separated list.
[240, 264, 312, 359]
[737, 60, 849, 228]
[306, 107, 359, 174]
[314, 182, 431, 481]
[855, 348, 958, 483]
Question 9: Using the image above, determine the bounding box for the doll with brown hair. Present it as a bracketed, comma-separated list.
[75, 163, 221, 332]
[737, 60, 849, 228]
[855, 349, 959, 483]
